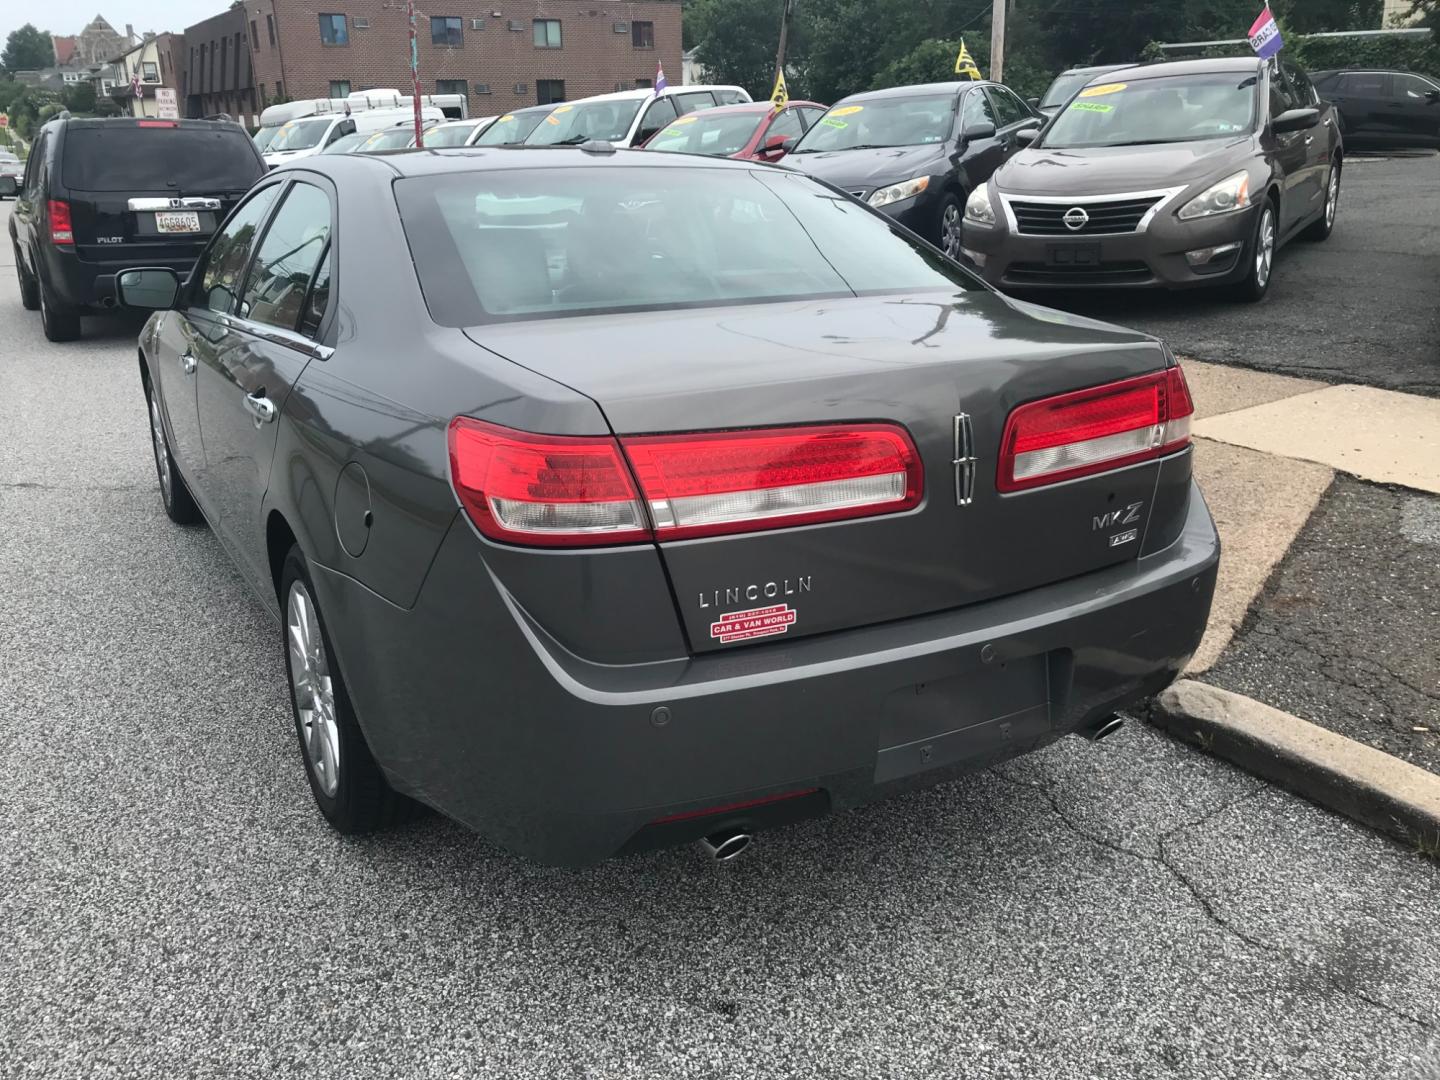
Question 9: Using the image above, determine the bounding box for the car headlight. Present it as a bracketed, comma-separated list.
[868, 176, 930, 209]
[1177, 171, 1251, 221]
[964, 183, 996, 226]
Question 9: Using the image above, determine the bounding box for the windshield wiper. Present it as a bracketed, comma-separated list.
[555, 133, 598, 145]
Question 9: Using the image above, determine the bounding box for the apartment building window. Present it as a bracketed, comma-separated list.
[276, 80, 284, 99]
[330, 80, 351, 97]
[533, 19, 562, 48]
[436, 79, 467, 97]
[431, 16, 462, 47]
[632, 21, 654, 48]
[220, 39, 227, 85]
[536, 78, 565, 104]
[634, 78, 651, 88]
[249, 19, 260, 49]
[319, 14, 349, 46]
[266, 14, 277, 46]
[143, 61, 158, 82]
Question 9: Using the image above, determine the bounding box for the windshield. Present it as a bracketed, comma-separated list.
[62, 126, 263, 192]
[361, 128, 416, 151]
[791, 95, 956, 153]
[476, 109, 551, 145]
[269, 118, 335, 152]
[394, 166, 979, 325]
[1041, 71, 1109, 109]
[321, 132, 366, 154]
[647, 111, 766, 156]
[426, 122, 480, 147]
[252, 126, 281, 152]
[1041, 73, 1258, 149]
[525, 99, 645, 145]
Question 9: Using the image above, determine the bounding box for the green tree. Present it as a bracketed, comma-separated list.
[62, 81, 97, 114]
[688, 0, 806, 99]
[2, 24, 55, 73]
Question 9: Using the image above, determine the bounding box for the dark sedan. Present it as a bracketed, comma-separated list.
[785, 80, 1044, 257]
[1033, 64, 1132, 117]
[1312, 68, 1440, 149]
[116, 148, 1218, 866]
[962, 56, 1342, 300]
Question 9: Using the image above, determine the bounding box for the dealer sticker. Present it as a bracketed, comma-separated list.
[709, 604, 797, 644]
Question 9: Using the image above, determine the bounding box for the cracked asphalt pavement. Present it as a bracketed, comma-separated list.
[1037, 153, 1440, 396]
[4, 205, 1440, 1078]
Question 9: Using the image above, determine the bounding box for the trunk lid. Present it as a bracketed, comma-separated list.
[467, 291, 1182, 653]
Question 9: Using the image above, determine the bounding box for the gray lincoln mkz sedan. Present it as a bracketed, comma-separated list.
[962, 56, 1342, 300]
[118, 145, 1218, 866]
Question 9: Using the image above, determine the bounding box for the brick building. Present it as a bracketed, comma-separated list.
[240, 0, 681, 114]
[183, 6, 260, 125]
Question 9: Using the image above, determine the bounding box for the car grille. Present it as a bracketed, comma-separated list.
[1009, 196, 1164, 235]
[1004, 261, 1154, 286]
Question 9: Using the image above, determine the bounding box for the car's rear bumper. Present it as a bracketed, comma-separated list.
[963, 202, 1258, 290]
[312, 480, 1220, 867]
[41, 246, 200, 310]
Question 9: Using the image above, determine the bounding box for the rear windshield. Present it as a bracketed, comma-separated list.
[63, 125, 262, 192]
[475, 110, 551, 145]
[1041, 71, 1104, 109]
[525, 100, 645, 145]
[394, 165, 980, 326]
[426, 122, 479, 147]
[648, 111, 766, 156]
[361, 128, 416, 151]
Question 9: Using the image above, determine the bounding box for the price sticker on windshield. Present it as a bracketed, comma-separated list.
[671, 115, 698, 125]
[1079, 83, 1127, 98]
[498, 114, 515, 122]
[1070, 101, 1115, 113]
[830, 105, 864, 117]
[553, 105, 574, 113]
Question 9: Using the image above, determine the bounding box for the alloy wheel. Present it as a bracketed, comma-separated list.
[941, 203, 961, 257]
[1255, 207, 1275, 289]
[1325, 168, 1340, 230]
[287, 582, 341, 798]
[148, 393, 172, 506]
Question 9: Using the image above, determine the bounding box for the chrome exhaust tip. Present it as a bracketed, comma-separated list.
[698, 828, 752, 863]
[1082, 715, 1125, 743]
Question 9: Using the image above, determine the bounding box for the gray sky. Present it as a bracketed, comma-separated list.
[3, 2, 226, 55]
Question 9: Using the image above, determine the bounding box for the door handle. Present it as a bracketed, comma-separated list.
[1304, 135, 1314, 145]
[243, 391, 277, 426]
[180, 350, 196, 375]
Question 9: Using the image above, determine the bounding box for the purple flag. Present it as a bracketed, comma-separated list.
[654, 62, 668, 95]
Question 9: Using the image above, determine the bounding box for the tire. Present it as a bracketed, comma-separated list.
[14, 243, 39, 311]
[280, 546, 412, 834]
[1302, 159, 1340, 242]
[935, 192, 963, 259]
[1231, 198, 1277, 303]
[38, 272, 81, 342]
[144, 374, 203, 525]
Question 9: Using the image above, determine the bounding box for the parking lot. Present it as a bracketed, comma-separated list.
[3, 155, 1440, 1080]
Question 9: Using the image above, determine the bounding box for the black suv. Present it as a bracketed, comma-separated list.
[9, 116, 266, 341]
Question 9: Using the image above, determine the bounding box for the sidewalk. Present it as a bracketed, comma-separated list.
[1159, 358, 1440, 849]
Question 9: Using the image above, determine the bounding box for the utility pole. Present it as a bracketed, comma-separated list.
[773, 0, 794, 84]
[990, 0, 1006, 83]
[408, 0, 424, 146]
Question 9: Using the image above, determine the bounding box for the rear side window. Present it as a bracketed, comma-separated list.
[241, 182, 332, 332]
[674, 91, 718, 115]
[63, 125, 261, 192]
[986, 86, 1028, 128]
[1339, 72, 1387, 96]
[198, 186, 280, 314]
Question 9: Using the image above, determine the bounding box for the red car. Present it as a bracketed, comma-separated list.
[643, 100, 829, 162]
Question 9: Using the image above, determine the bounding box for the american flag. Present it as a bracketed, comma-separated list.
[654, 62, 667, 96]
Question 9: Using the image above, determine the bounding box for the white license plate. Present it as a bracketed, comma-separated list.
[155, 210, 201, 234]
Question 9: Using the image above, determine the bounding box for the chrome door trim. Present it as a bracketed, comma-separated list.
[219, 313, 334, 361]
[127, 196, 225, 211]
[997, 185, 1188, 234]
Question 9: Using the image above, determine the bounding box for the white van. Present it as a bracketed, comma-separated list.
[523, 85, 751, 148]
[253, 91, 466, 154]
[263, 106, 444, 167]
[345, 89, 468, 119]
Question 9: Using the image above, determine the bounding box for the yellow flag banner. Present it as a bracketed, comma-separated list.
[955, 39, 982, 80]
[771, 70, 789, 111]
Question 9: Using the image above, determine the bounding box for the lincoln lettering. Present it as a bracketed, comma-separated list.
[698, 576, 813, 609]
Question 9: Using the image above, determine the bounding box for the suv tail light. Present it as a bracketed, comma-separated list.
[448, 419, 923, 548]
[48, 200, 74, 245]
[997, 366, 1194, 493]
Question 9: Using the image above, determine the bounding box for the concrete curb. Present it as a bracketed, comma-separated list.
[1149, 680, 1440, 856]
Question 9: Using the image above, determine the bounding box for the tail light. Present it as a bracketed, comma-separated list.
[448, 419, 922, 547]
[48, 200, 74, 245]
[997, 366, 1193, 493]
[622, 424, 922, 540]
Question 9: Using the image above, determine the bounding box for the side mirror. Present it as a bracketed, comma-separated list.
[760, 132, 795, 158]
[1015, 127, 1039, 146]
[116, 267, 180, 310]
[961, 120, 997, 143]
[1272, 107, 1319, 133]
[1027, 96, 1040, 108]
[1426, 89, 1440, 104]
